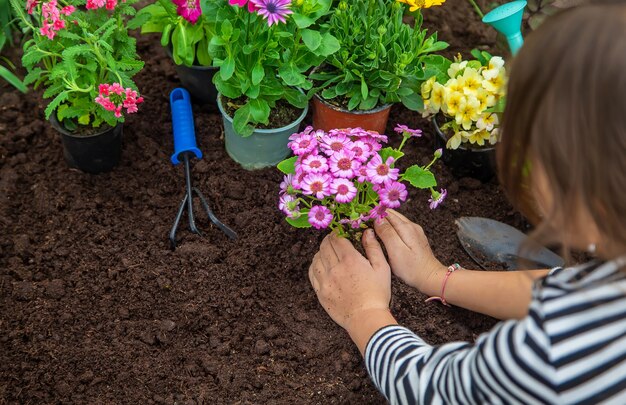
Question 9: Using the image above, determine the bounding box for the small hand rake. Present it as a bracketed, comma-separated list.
[168, 88, 237, 249]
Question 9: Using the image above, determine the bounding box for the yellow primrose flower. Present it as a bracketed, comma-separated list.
[421, 76, 436, 100]
[475, 88, 496, 111]
[429, 81, 445, 112]
[464, 129, 491, 146]
[445, 77, 463, 93]
[476, 112, 499, 131]
[459, 67, 482, 96]
[396, 0, 446, 11]
[443, 90, 464, 116]
[447, 131, 465, 149]
[455, 95, 481, 130]
[482, 56, 505, 80]
[483, 70, 506, 94]
[447, 60, 468, 78]
[489, 128, 500, 145]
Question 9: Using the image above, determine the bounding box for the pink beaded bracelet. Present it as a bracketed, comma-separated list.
[425, 263, 461, 307]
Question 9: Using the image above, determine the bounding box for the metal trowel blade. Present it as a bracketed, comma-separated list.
[455, 217, 564, 270]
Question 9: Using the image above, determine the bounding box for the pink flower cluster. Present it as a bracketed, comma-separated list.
[95, 83, 144, 118]
[279, 127, 410, 230]
[86, 0, 124, 10]
[173, 0, 202, 24]
[33, 0, 75, 40]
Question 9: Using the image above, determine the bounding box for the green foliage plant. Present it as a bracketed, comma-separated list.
[206, 0, 340, 136]
[309, 0, 449, 112]
[11, 0, 145, 132]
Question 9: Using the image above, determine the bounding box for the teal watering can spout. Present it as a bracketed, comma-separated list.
[482, 0, 526, 55]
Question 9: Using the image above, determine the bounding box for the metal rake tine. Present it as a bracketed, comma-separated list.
[193, 187, 237, 240]
[169, 193, 188, 250]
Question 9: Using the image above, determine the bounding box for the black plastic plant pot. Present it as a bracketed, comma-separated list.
[432, 116, 496, 182]
[50, 113, 123, 174]
[166, 47, 218, 105]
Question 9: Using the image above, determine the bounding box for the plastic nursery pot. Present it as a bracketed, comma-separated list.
[432, 115, 496, 182]
[49, 113, 123, 174]
[166, 47, 218, 105]
[312, 94, 392, 134]
[217, 94, 309, 171]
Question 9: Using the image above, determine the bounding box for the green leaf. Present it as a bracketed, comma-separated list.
[220, 55, 235, 80]
[360, 78, 368, 100]
[232, 103, 254, 137]
[196, 38, 212, 66]
[286, 211, 312, 228]
[379, 147, 404, 164]
[251, 63, 264, 86]
[44, 91, 69, 120]
[0, 66, 26, 93]
[127, 11, 152, 30]
[221, 19, 233, 40]
[277, 156, 297, 174]
[284, 88, 308, 109]
[214, 76, 240, 98]
[401, 165, 437, 189]
[291, 13, 314, 29]
[316, 32, 340, 57]
[400, 92, 423, 112]
[172, 24, 193, 66]
[249, 99, 270, 124]
[301, 29, 321, 52]
[279, 63, 305, 86]
[78, 114, 90, 125]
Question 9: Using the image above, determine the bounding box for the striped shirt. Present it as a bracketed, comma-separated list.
[365, 257, 626, 404]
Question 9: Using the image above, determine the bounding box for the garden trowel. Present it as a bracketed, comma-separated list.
[455, 217, 564, 270]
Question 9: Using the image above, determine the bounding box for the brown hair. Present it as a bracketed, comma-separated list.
[498, 1, 626, 260]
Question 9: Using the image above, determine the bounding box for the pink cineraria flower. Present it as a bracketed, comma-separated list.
[329, 150, 359, 179]
[173, 0, 202, 24]
[301, 173, 331, 199]
[60, 5, 75, 15]
[250, 0, 293, 26]
[378, 181, 408, 208]
[356, 166, 369, 183]
[368, 205, 388, 223]
[428, 188, 447, 209]
[320, 133, 351, 156]
[366, 155, 399, 185]
[349, 140, 371, 163]
[394, 124, 423, 137]
[301, 154, 328, 174]
[229, 0, 257, 12]
[280, 174, 295, 194]
[330, 178, 357, 203]
[279, 194, 300, 218]
[308, 205, 333, 229]
[95, 83, 144, 119]
[288, 132, 318, 156]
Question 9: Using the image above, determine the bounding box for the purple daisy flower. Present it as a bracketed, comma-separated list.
[365, 154, 399, 185]
[250, 0, 293, 26]
[394, 124, 423, 137]
[378, 180, 408, 209]
[301, 173, 332, 199]
[301, 154, 329, 174]
[330, 178, 358, 203]
[329, 150, 359, 179]
[429, 188, 447, 209]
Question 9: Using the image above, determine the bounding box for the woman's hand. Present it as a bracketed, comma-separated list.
[309, 229, 397, 355]
[374, 210, 447, 293]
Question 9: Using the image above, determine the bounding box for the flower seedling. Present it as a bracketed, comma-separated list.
[278, 125, 445, 238]
[12, 0, 144, 131]
[421, 51, 507, 149]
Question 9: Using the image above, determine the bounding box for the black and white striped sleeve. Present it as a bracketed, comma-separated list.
[364, 310, 556, 404]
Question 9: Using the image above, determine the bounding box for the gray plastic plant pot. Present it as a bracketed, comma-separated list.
[217, 94, 308, 170]
[165, 46, 218, 105]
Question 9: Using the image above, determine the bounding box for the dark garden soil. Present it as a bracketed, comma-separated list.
[1, 1, 525, 403]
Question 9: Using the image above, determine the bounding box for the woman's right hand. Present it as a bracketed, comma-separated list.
[373, 210, 447, 293]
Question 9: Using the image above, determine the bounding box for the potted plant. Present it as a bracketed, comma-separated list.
[205, 0, 339, 170]
[309, 0, 448, 134]
[134, 0, 220, 104]
[277, 124, 445, 237]
[12, 0, 144, 174]
[421, 51, 507, 181]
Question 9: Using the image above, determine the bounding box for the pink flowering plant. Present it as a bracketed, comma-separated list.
[134, 0, 219, 67]
[11, 0, 144, 131]
[277, 125, 445, 237]
[206, 0, 340, 136]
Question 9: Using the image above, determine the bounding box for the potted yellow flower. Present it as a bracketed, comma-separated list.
[421, 51, 507, 180]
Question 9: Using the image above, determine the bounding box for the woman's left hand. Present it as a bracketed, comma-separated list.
[309, 229, 397, 353]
